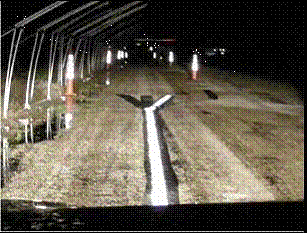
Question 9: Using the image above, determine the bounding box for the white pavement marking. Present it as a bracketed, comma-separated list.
[143, 94, 173, 206]
[144, 107, 168, 206]
[152, 95, 173, 108]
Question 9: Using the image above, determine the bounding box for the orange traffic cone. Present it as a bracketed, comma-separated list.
[65, 54, 77, 97]
[191, 53, 198, 80]
[65, 95, 76, 112]
[106, 49, 112, 70]
[65, 79, 76, 96]
[192, 71, 197, 80]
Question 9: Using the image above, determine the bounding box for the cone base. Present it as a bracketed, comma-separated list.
[192, 71, 197, 80]
[65, 79, 76, 96]
[64, 93, 77, 96]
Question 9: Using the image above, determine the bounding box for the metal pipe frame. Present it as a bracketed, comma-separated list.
[18, 2, 106, 45]
[79, 38, 88, 79]
[93, 42, 98, 71]
[74, 38, 83, 63]
[47, 33, 59, 100]
[113, 24, 142, 41]
[46, 33, 55, 100]
[71, 2, 141, 37]
[97, 20, 143, 43]
[24, 32, 39, 109]
[57, 35, 65, 86]
[17, 2, 68, 28]
[77, 3, 147, 41]
[58, 2, 147, 72]
[2, 1, 66, 38]
[74, 39, 87, 75]
[69, 9, 113, 38]
[4, 28, 17, 100]
[87, 37, 91, 75]
[90, 5, 146, 47]
[64, 9, 113, 38]
[3, 27, 24, 119]
[91, 38, 97, 71]
[98, 46, 101, 70]
[30, 31, 45, 100]
[60, 38, 72, 87]
[55, 2, 108, 34]
[82, 4, 147, 71]
[63, 38, 74, 71]
[101, 42, 106, 70]
[93, 42, 97, 71]
[96, 15, 140, 41]
[41, 2, 100, 32]
[3, 2, 148, 116]
[93, 40, 98, 71]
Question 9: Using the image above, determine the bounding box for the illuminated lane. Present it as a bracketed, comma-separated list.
[1, 53, 303, 206]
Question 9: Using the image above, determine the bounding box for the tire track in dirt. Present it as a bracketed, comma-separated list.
[155, 67, 275, 203]
[160, 65, 303, 201]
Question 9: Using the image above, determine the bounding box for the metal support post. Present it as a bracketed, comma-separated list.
[3, 27, 24, 119]
[24, 32, 39, 109]
[47, 33, 59, 100]
[30, 31, 45, 100]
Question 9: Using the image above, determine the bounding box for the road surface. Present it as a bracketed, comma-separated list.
[1, 61, 304, 206]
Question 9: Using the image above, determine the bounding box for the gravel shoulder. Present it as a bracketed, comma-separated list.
[2, 68, 146, 207]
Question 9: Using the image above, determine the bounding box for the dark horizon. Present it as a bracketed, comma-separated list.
[1, 1, 305, 99]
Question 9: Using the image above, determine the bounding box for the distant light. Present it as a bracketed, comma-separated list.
[153, 52, 157, 59]
[192, 54, 198, 71]
[136, 43, 141, 46]
[106, 50, 112, 64]
[221, 51, 225, 55]
[124, 51, 128, 59]
[169, 51, 174, 63]
[149, 46, 153, 51]
[117, 50, 121, 60]
[66, 54, 74, 80]
[214, 49, 217, 52]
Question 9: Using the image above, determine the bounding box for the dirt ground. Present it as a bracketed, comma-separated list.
[1, 64, 304, 207]
[159, 65, 304, 202]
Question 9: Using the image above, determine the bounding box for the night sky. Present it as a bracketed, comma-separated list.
[1, 1, 306, 95]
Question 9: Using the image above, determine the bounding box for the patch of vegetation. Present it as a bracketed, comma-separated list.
[15, 129, 24, 144]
